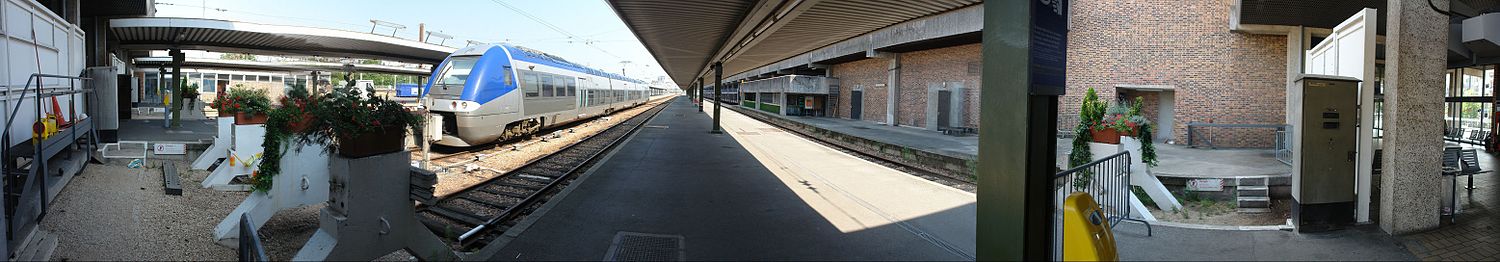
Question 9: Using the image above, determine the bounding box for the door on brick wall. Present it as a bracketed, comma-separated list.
[937, 90, 952, 129]
[850, 90, 863, 120]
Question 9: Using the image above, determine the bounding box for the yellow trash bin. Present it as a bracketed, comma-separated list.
[1063, 192, 1118, 261]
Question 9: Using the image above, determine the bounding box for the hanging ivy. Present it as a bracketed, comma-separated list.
[251, 85, 317, 192]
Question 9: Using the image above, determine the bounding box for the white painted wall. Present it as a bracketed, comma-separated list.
[1, 0, 86, 147]
[1303, 8, 1378, 223]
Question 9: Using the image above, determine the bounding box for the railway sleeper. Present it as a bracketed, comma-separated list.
[426, 205, 489, 225]
[492, 180, 544, 191]
[457, 194, 512, 210]
[418, 212, 474, 240]
[477, 186, 530, 198]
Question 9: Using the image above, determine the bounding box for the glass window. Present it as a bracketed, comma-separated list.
[541, 74, 555, 97]
[259, 75, 271, 82]
[504, 66, 514, 86]
[218, 74, 230, 80]
[523, 71, 540, 97]
[566, 78, 577, 97]
[202, 79, 215, 92]
[233, 74, 244, 81]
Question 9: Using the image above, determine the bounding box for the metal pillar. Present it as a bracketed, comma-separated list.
[886, 53, 901, 126]
[978, 0, 1065, 260]
[713, 62, 723, 133]
[169, 49, 184, 128]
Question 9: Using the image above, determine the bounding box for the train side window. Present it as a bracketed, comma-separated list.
[503, 66, 513, 86]
[567, 79, 577, 97]
[541, 74, 555, 97]
[523, 71, 539, 97]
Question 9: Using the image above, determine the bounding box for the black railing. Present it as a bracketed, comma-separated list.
[238, 214, 268, 262]
[1185, 122, 1288, 149]
[1054, 151, 1152, 236]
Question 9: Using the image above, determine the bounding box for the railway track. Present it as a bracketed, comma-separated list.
[415, 98, 671, 250]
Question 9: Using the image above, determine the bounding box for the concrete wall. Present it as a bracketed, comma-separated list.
[1063, 0, 1288, 148]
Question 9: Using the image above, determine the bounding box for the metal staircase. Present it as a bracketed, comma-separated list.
[1, 73, 97, 260]
[1236, 177, 1272, 213]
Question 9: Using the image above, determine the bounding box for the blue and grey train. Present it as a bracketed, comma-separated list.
[422, 44, 653, 147]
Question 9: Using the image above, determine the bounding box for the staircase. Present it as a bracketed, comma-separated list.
[1236, 177, 1272, 213]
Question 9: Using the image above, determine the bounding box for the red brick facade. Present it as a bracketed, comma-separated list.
[820, 0, 1287, 147]
[831, 44, 983, 129]
[1063, 0, 1288, 148]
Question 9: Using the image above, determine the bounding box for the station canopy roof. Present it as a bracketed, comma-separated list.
[606, 0, 978, 89]
[110, 17, 457, 65]
[132, 57, 432, 76]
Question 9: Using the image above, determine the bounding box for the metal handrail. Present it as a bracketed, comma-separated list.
[238, 214, 268, 262]
[1054, 151, 1152, 236]
[1, 73, 90, 230]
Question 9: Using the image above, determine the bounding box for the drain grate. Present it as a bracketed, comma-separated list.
[604, 232, 684, 261]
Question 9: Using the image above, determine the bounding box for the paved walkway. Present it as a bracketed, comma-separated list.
[492, 99, 975, 260]
[769, 113, 977, 160]
[1115, 224, 1415, 260]
[1394, 143, 1498, 261]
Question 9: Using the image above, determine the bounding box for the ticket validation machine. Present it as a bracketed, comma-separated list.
[1290, 74, 1360, 233]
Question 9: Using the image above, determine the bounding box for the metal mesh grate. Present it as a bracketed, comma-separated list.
[604, 232, 684, 261]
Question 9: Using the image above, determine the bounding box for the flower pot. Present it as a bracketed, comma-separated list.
[235, 112, 269, 125]
[1090, 126, 1139, 144]
[218, 110, 232, 117]
[1091, 128, 1121, 144]
[287, 113, 317, 133]
[337, 125, 407, 158]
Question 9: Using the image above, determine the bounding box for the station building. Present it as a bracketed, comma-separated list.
[705, 0, 1500, 150]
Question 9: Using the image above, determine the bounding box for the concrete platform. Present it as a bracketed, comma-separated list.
[491, 99, 975, 260]
[722, 104, 977, 181]
[118, 118, 215, 143]
[771, 114, 977, 159]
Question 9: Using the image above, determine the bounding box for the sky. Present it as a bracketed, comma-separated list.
[154, 0, 672, 85]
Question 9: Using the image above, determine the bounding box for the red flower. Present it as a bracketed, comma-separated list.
[373, 120, 381, 126]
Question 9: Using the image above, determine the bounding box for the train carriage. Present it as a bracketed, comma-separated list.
[423, 44, 652, 147]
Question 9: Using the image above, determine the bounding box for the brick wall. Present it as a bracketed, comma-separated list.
[1063, 0, 1287, 148]
[830, 44, 984, 129]
[901, 44, 983, 128]
[831, 58, 889, 123]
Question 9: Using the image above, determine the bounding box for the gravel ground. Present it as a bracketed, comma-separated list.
[1149, 199, 1291, 226]
[43, 158, 342, 261]
[421, 100, 665, 197]
[44, 159, 244, 261]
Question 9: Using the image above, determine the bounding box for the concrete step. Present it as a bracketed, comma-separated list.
[13, 229, 57, 262]
[1237, 207, 1273, 213]
[1238, 185, 1269, 191]
[1237, 196, 1270, 202]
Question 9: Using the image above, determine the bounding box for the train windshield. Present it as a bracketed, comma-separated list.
[430, 56, 479, 98]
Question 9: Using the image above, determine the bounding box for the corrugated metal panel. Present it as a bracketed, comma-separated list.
[108, 17, 456, 64]
[608, 0, 757, 88]
[609, 0, 976, 88]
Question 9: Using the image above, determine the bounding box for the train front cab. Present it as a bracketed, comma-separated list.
[424, 45, 521, 147]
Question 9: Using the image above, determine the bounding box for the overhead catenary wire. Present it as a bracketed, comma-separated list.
[486, 0, 623, 59]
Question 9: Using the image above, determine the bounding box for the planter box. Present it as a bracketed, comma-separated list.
[1089, 127, 1139, 144]
[235, 112, 269, 125]
[337, 126, 407, 158]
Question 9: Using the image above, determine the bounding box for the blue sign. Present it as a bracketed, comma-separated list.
[396, 83, 421, 97]
[1030, 0, 1067, 96]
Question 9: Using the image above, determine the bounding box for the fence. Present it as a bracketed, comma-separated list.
[238, 214, 268, 262]
[1054, 151, 1152, 236]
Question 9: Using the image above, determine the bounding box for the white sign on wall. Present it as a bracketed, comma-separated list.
[1187, 179, 1224, 192]
[153, 143, 186, 155]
